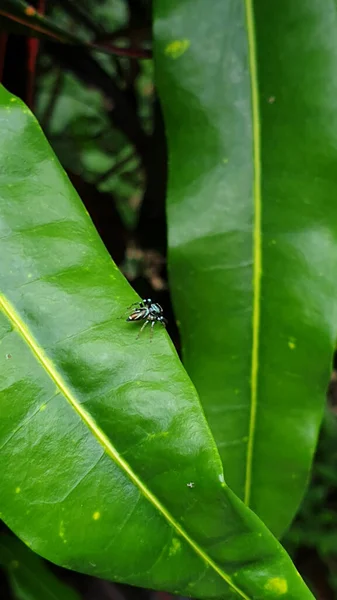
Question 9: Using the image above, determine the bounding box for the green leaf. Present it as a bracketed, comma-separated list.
[0, 84, 314, 600]
[0, 534, 80, 600]
[154, 0, 337, 537]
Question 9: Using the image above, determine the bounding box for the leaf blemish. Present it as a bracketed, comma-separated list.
[264, 577, 288, 595]
[288, 337, 296, 350]
[59, 520, 65, 538]
[164, 39, 190, 59]
[15, 487, 21, 493]
[218, 473, 226, 488]
[93, 511, 101, 521]
[169, 537, 181, 556]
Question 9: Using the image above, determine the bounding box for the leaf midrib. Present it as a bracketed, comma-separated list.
[0, 293, 250, 600]
[244, 0, 262, 507]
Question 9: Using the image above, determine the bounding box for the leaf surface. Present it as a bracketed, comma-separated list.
[0, 85, 314, 599]
[154, 0, 337, 537]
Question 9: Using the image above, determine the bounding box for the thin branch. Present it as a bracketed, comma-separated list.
[89, 41, 152, 60]
[95, 151, 136, 185]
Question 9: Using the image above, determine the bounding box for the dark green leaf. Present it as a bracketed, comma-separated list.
[0, 85, 314, 599]
[154, 0, 337, 537]
[0, 534, 80, 600]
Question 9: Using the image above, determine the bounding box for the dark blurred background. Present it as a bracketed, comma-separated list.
[0, 1, 337, 598]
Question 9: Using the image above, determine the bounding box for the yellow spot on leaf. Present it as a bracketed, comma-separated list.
[169, 537, 181, 556]
[15, 487, 21, 493]
[165, 39, 190, 59]
[39, 404, 47, 411]
[59, 520, 65, 538]
[265, 577, 288, 595]
[93, 511, 100, 521]
[25, 6, 36, 16]
[288, 337, 296, 350]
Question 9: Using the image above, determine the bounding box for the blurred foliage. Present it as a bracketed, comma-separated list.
[284, 403, 337, 598]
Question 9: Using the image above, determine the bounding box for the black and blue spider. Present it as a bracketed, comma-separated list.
[126, 298, 167, 339]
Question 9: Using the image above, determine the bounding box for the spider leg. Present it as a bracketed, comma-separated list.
[118, 301, 144, 319]
[136, 319, 149, 339]
[127, 301, 144, 310]
[150, 320, 156, 342]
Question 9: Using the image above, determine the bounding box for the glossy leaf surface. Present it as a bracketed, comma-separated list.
[155, 0, 337, 537]
[0, 534, 80, 600]
[0, 85, 314, 599]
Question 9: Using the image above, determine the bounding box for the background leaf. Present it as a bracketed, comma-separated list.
[0, 85, 314, 599]
[0, 534, 80, 600]
[154, 0, 337, 538]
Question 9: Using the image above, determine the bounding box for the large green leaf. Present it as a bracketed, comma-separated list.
[0, 534, 80, 600]
[154, 0, 337, 537]
[0, 86, 314, 599]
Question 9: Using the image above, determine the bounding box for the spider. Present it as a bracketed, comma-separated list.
[125, 298, 167, 339]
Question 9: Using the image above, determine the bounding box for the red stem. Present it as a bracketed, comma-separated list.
[0, 32, 8, 81]
[26, 0, 46, 109]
